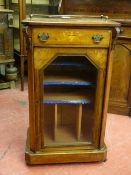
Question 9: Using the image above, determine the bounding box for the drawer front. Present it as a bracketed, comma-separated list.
[119, 27, 131, 38]
[32, 27, 111, 47]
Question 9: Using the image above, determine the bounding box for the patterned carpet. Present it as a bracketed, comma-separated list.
[0, 84, 131, 175]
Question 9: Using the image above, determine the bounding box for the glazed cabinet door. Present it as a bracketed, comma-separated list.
[29, 47, 108, 151]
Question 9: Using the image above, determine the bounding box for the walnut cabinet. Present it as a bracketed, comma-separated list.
[23, 16, 119, 165]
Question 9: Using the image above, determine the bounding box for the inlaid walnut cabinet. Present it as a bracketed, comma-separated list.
[23, 16, 120, 164]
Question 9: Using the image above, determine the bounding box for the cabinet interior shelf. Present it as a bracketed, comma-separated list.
[43, 89, 94, 104]
[44, 75, 95, 86]
[49, 56, 93, 67]
[43, 99, 92, 104]
[44, 126, 92, 146]
[50, 62, 88, 67]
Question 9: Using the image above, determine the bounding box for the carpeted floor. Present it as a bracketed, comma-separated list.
[0, 83, 131, 175]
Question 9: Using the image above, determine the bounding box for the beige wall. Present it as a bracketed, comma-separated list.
[0, 0, 4, 9]
[26, 0, 49, 4]
[11, 0, 49, 4]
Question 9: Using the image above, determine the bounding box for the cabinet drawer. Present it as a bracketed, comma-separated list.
[119, 27, 131, 37]
[32, 27, 111, 47]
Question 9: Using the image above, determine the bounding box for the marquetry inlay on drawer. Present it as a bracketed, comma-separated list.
[32, 27, 111, 47]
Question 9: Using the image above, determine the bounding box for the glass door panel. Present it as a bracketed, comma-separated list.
[43, 55, 97, 147]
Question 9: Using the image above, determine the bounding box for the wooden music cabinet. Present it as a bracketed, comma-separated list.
[23, 16, 119, 164]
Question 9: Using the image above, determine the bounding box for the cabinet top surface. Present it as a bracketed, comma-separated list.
[22, 15, 120, 27]
[0, 9, 13, 13]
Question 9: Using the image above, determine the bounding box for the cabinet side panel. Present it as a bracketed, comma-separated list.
[100, 49, 114, 148]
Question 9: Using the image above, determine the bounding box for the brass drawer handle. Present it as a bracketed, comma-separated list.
[38, 33, 49, 42]
[92, 34, 104, 43]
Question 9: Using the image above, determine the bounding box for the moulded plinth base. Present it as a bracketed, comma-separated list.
[25, 134, 107, 165]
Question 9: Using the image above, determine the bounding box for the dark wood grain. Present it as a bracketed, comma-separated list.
[59, 0, 131, 116]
